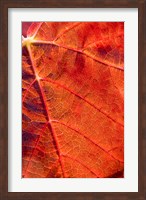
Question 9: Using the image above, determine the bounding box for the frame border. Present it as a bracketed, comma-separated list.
[0, 0, 145, 199]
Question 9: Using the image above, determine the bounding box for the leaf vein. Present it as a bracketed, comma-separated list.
[42, 78, 123, 127]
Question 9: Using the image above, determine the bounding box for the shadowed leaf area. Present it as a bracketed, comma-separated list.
[22, 22, 124, 178]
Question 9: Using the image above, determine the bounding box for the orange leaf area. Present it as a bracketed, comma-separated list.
[22, 22, 124, 178]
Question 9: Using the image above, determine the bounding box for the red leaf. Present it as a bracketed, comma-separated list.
[22, 22, 124, 178]
[22, 22, 32, 37]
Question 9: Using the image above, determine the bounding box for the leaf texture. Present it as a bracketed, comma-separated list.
[22, 22, 124, 178]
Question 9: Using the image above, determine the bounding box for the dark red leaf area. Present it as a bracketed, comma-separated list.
[22, 22, 124, 178]
[22, 22, 32, 37]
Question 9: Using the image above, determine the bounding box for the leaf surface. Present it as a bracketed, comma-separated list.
[22, 22, 124, 178]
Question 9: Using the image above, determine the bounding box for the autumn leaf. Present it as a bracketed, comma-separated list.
[22, 22, 124, 178]
[22, 22, 32, 37]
